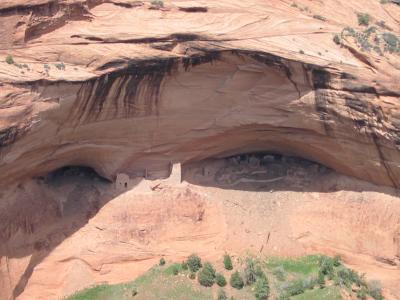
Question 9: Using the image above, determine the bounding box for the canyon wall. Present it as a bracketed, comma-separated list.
[1, 0, 400, 299]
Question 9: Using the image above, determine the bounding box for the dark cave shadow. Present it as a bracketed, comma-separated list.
[0, 166, 151, 299]
[181, 153, 400, 197]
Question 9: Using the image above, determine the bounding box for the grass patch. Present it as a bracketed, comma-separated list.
[266, 255, 321, 276]
[65, 255, 382, 300]
[291, 286, 342, 300]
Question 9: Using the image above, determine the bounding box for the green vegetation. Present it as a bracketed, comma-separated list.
[254, 277, 269, 300]
[338, 25, 400, 55]
[187, 254, 202, 272]
[291, 286, 342, 300]
[5, 55, 14, 65]
[164, 263, 181, 276]
[357, 13, 370, 26]
[159, 257, 165, 266]
[215, 273, 227, 287]
[382, 32, 400, 53]
[244, 258, 257, 285]
[198, 262, 216, 287]
[65, 254, 383, 300]
[267, 255, 321, 275]
[55, 62, 66, 70]
[223, 254, 233, 270]
[230, 271, 244, 289]
[150, 0, 163, 8]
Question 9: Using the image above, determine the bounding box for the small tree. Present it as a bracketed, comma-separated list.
[230, 271, 244, 289]
[159, 257, 166, 266]
[5, 55, 14, 65]
[357, 13, 370, 26]
[198, 262, 216, 287]
[254, 277, 270, 300]
[217, 288, 228, 300]
[244, 258, 257, 285]
[223, 254, 233, 270]
[216, 273, 227, 287]
[187, 254, 202, 272]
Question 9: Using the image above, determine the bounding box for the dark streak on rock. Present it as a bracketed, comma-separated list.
[314, 90, 334, 136]
[178, 6, 208, 13]
[0, 126, 19, 148]
[70, 57, 178, 124]
[182, 51, 221, 71]
[370, 129, 399, 188]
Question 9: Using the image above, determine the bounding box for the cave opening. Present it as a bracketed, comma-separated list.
[40, 165, 112, 186]
[182, 151, 334, 192]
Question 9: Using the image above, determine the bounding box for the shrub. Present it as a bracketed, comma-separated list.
[159, 257, 166, 266]
[244, 258, 257, 285]
[343, 26, 356, 36]
[273, 266, 286, 281]
[281, 279, 305, 297]
[172, 264, 179, 275]
[299, 50, 305, 54]
[150, 0, 163, 8]
[55, 62, 65, 70]
[230, 271, 244, 289]
[255, 265, 267, 280]
[254, 277, 270, 300]
[217, 288, 228, 300]
[223, 254, 233, 270]
[333, 34, 341, 45]
[357, 13, 370, 26]
[181, 261, 188, 270]
[357, 286, 368, 300]
[5, 55, 14, 65]
[333, 255, 341, 267]
[187, 254, 202, 272]
[382, 32, 399, 52]
[189, 272, 196, 280]
[319, 256, 334, 277]
[164, 263, 181, 275]
[198, 262, 216, 287]
[216, 273, 227, 287]
[368, 280, 383, 300]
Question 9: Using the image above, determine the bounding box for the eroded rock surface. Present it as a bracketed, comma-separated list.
[1, 0, 400, 299]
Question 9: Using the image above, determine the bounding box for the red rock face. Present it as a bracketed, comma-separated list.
[0, 0, 400, 299]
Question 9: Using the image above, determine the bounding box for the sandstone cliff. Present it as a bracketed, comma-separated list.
[1, 0, 400, 299]
[0, 0, 400, 187]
